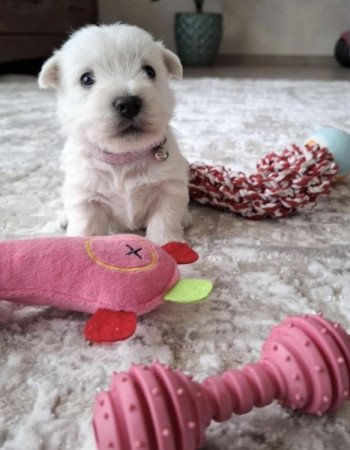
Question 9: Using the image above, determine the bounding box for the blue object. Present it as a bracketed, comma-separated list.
[305, 126, 350, 176]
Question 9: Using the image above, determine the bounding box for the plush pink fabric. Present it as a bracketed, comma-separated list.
[0, 235, 179, 316]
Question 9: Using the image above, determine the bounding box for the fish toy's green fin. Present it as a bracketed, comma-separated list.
[164, 279, 213, 303]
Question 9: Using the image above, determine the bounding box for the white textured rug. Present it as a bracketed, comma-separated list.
[1, 74, 350, 450]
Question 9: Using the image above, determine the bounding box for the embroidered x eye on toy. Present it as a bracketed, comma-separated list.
[0, 235, 212, 342]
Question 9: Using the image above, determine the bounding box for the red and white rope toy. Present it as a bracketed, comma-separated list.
[189, 126, 350, 219]
[189, 144, 339, 219]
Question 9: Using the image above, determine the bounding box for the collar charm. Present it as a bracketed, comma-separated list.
[153, 140, 169, 161]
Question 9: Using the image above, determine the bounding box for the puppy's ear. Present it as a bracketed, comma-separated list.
[161, 47, 183, 80]
[38, 53, 60, 89]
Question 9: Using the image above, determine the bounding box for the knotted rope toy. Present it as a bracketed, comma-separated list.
[189, 126, 350, 219]
[93, 313, 350, 450]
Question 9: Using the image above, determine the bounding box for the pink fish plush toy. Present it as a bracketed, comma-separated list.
[0, 235, 212, 342]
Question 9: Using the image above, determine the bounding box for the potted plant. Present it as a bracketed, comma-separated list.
[152, 0, 223, 66]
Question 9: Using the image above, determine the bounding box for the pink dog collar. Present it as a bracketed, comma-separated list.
[88, 137, 168, 165]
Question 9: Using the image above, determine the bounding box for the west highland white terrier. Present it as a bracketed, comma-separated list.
[38, 23, 190, 245]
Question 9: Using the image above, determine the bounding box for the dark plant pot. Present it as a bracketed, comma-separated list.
[175, 13, 223, 66]
[334, 32, 350, 68]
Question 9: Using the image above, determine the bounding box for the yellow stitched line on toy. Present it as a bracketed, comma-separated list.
[84, 238, 158, 272]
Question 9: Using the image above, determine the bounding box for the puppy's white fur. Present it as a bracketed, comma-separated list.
[39, 23, 190, 244]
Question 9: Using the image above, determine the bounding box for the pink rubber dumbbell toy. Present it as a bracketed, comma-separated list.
[93, 313, 350, 450]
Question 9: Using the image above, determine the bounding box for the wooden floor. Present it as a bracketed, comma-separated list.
[183, 65, 350, 80]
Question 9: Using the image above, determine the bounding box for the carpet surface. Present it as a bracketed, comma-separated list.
[1, 74, 350, 450]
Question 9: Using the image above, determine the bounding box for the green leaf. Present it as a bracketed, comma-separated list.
[164, 279, 213, 303]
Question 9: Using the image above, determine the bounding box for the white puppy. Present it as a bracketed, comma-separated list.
[38, 23, 190, 244]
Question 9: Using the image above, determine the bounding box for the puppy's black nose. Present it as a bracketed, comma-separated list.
[113, 96, 142, 119]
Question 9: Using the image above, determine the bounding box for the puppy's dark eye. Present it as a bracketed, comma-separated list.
[80, 72, 95, 87]
[142, 65, 156, 80]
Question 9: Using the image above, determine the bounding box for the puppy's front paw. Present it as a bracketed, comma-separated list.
[59, 212, 68, 230]
[65, 202, 109, 236]
[182, 211, 192, 229]
[146, 229, 185, 246]
[66, 221, 108, 237]
[66, 223, 88, 237]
